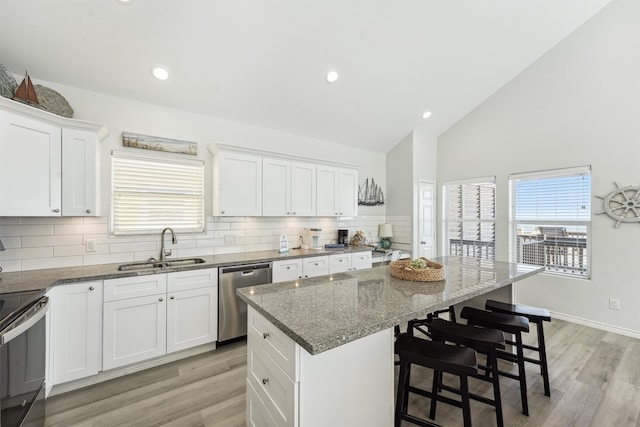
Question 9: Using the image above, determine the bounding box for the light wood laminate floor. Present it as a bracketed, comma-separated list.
[45, 319, 640, 427]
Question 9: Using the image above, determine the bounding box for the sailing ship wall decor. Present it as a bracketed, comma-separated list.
[358, 178, 385, 206]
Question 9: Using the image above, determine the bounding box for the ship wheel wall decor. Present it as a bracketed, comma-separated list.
[595, 182, 640, 228]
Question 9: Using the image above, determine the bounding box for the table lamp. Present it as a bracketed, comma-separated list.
[378, 224, 393, 249]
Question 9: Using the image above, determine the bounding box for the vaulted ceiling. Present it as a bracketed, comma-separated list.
[0, 0, 612, 152]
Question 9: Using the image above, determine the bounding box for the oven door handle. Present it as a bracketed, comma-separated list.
[0, 296, 49, 345]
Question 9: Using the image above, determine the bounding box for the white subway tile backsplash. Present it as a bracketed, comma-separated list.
[0, 214, 405, 272]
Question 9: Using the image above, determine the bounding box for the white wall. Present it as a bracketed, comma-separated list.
[0, 79, 387, 272]
[437, 0, 640, 336]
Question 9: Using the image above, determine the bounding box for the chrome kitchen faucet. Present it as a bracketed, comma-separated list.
[160, 227, 177, 261]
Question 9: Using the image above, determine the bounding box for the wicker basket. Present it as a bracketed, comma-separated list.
[389, 257, 445, 282]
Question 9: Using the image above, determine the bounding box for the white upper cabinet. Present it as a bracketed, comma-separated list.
[62, 128, 99, 216]
[290, 161, 316, 216]
[0, 111, 62, 216]
[213, 150, 263, 216]
[0, 97, 106, 217]
[263, 158, 316, 217]
[210, 144, 355, 218]
[317, 165, 358, 217]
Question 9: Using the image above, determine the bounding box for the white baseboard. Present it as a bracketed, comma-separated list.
[551, 311, 640, 340]
[49, 343, 216, 396]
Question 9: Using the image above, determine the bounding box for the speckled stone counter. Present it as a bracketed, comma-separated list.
[0, 247, 372, 294]
[237, 256, 544, 355]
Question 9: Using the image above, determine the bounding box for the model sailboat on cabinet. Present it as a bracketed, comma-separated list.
[13, 71, 39, 106]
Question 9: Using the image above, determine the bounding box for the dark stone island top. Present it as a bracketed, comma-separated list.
[237, 256, 544, 355]
[0, 247, 372, 294]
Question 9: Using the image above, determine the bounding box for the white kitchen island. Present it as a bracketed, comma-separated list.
[237, 256, 543, 427]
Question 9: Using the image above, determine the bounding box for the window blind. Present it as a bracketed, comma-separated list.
[111, 151, 204, 235]
[443, 178, 496, 259]
[509, 166, 591, 278]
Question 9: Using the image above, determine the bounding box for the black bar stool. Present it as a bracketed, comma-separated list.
[485, 299, 551, 397]
[429, 318, 506, 427]
[460, 306, 531, 416]
[395, 333, 477, 427]
[407, 305, 456, 337]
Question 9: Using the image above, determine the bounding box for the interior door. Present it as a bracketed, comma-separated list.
[418, 180, 435, 259]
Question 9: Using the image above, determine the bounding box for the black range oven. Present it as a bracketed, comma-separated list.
[0, 290, 48, 427]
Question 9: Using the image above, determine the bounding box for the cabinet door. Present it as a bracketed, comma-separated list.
[351, 251, 372, 270]
[303, 256, 329, 278]
[50, 281, 102, 385]
[62, 128, 98, 216]
[214, 151, 262, 216]
[338, 168, 358, 217]
[262, 157, 290, 216]
[272, 259, 303, 283]
[103, 294, 167, 370]
[290, 161, 316, 217]
[329, 253, 352, 273]
[316, 165, 339, 216]
[0, 110, 61, 216]
[167, 286, 217, 353]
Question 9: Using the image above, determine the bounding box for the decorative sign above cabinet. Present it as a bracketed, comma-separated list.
[122, 131, 197, 156]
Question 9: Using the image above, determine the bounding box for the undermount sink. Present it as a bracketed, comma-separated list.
[117, 257, 206, 271]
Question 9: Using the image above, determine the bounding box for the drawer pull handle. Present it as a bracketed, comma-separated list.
[263, 332, 270, 339]
[262, 378, 269, 385]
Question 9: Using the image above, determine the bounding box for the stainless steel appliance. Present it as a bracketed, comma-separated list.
[0, 290, 48, 427]
[218, 262, 272, 343]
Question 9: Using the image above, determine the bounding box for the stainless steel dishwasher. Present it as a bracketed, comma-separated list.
[218, 262, 272, 342]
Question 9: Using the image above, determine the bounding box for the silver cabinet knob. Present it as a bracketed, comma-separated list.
[292, 212, 296, 215]
[262, 378, 269, 385]
[89, 286, 95, 291]
[263, 332, 270, 339]
[52, 208, 60, 213]
[221, 210, 225, 214]
[159, 297, 164, 302]
[170, 296, 175, 300]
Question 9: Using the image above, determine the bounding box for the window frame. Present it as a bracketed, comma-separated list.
[111, 150, 205, 236]
[509, 166, 591, 279]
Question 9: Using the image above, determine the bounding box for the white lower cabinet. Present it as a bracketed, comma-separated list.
[329, 251, 372, 273]
[272, 256, 329, 283]
[103, 268, 217, 371]
[103, 293, 167, 370]
[48, 281, 103, 386]
[246, 306, 394, 427]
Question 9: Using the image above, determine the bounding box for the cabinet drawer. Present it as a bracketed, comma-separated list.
[248, 307, 297, 380]
[272, 259, 303, 283]
[248, 341, 298, 427]
[167, 268, 217, 292]
[104, 275, 167, 302]
[246, 379, 280, 427]
[329, 253, 351, 273]
[351, 251, 372, 270]
[302, 256, 329, 277]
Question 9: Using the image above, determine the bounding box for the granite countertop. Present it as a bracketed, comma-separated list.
[0, 246, 372, 294]
[237, 256, 544, 355]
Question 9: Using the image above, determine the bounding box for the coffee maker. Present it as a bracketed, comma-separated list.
[338, 229, 348, 246]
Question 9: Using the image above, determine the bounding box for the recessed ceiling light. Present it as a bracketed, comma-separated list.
[151, 65, 170, 81]
[422, 111, 432, 119]
[325, 70, 339, 84]
[115, 0, 134, 5]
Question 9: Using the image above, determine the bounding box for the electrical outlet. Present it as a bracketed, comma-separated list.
[609, 298, 621, 310]
[224, 234, 236, 244]
[86, 239, 96, 252]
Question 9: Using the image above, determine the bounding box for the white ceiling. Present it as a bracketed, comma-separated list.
[0, 0, 611, 153]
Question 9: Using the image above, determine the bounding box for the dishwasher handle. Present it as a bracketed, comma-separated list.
[220, 262, 272, 274]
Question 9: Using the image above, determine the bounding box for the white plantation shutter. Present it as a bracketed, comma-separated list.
[111, 151, 204, 235]
[509, 166, 591, 278]
[443, 178, 496, 259]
